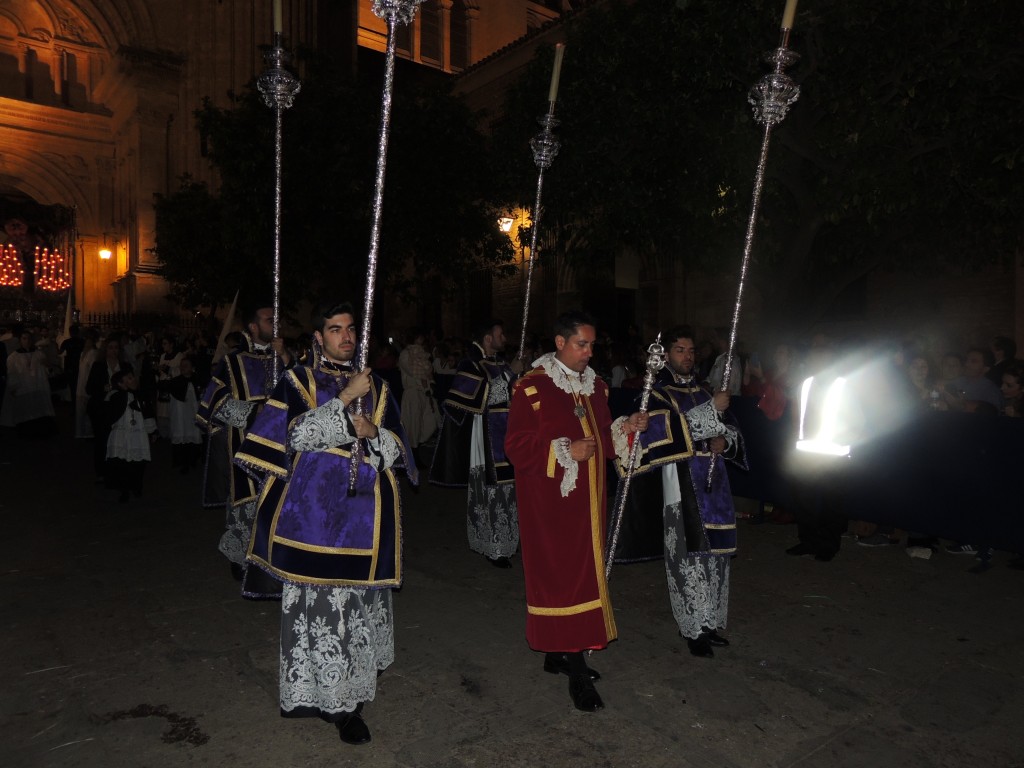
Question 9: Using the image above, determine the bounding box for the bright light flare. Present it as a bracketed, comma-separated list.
[796, 375, 851, 457]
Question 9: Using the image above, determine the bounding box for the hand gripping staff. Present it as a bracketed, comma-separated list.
[347, 0, 426, 496]
[605, 335, 666, 579]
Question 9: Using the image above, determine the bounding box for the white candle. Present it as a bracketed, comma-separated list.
[781, 0, 798, 29]
[548, 43, 565, 103]
[273, 0, 283, 34]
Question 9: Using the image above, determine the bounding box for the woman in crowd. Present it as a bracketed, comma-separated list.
[1000, 363, 1023, 417]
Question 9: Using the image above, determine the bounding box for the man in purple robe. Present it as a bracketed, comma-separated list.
[630, 326, 746, 658]
[233, 301, 416, 746]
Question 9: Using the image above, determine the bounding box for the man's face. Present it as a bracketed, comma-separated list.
[667, 337, 696, 377]
[485, 325, 507, 354]
[107, 341, 121, 359]
[554, 324, 596, 373]
[248, 308, 275, 345]
[316, 313, 358, 364]
[965, 351, 987, 378]
[179, 358, 194, 378]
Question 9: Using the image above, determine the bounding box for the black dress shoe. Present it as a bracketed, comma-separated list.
[687, 635, 714, 658]
[786, 542, 816, 556]
[488, 556, 513, 569]
[704, 630, 729, 647]
[543, 652, 601, 681]
[336, 709, 371, 745]
[568, 674, 604, 712]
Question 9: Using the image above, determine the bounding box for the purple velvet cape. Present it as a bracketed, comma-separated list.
[630, 377, 748, 556]
[233, 365, 417, 588]
[195, 341, 277, 509]
[429, 347, 515, 487]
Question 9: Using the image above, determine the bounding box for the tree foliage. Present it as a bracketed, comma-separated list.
[493, 0, 1023, 334]
[155, 52, 514, 321]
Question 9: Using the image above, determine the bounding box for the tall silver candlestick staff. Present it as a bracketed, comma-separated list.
[517, 43, 565, 361]
[257, 29, 301, 382]
[606, 334, 666, 579]
[348, 0, 425, 496]
[706, 0, 801, 492]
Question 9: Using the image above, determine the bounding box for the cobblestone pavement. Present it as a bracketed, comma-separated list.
[2, 414, 1021, 768]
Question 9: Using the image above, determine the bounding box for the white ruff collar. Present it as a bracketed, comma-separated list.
[534, 352, 595, 396]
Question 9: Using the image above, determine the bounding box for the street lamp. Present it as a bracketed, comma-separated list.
[497, 216, 514, 233]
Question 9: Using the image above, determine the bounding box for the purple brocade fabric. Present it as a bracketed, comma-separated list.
[274, 452, 381, 548]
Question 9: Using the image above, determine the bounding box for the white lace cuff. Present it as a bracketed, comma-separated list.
[217, 398, 256, 429]
[684, 400, 726, 441]
[364, 429, 401, 471]
[552, 437, 578, 498]
[290, 397, 355, 452]
[611, 416, 631, 462]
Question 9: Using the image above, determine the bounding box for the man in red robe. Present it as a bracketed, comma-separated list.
[505, 311, 647, 712]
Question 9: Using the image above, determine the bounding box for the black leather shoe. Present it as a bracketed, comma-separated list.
[705, 630, 729, 647]
[488, 556, 513, 569]
[336, 709, 371, 745]
[687, 635, 714, 658]
[786, 542, 816, 556]
[543, 653, 601, 681]
[568, 674, 604, 712]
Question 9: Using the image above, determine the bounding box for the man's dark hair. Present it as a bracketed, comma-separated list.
[664, 325, 696, 346]
[313, 301, 357, 333]
[475, 319, 504, 343]
[993, 336, 1016, 360]
[553, 310, 596, 340]
[243, 300, 274, 328]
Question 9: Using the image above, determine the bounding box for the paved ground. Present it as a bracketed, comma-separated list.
[2, 408, 1022, 768]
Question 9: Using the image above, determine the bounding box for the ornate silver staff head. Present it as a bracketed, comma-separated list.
[258, 41, 301, 110]
[748, 48, 800, 126]
[373, 0, 426, 24]
[644, 334, 667, 377]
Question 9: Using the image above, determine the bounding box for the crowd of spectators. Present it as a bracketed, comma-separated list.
[1, 317, 1020, 567]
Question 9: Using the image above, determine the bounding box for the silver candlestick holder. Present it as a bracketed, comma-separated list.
[517, 105, 561, 361]
[706, 31, 800, 492]
[258, 33, 301, 382]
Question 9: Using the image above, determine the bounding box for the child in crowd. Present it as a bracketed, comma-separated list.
[157, 356, 203, 473]
[106, 370, 156, 502]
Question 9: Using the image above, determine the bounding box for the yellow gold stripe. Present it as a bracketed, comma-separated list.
[527, 598, 603, 616]
[705, 523, 737, 530]
[234, 453, 287, 476]
[245, 432, 286, 450]
[273, 535, 374, 556]
[524, 386, 537, 396]
[546, 442, 556, 478]
[531, 401, 540, 411]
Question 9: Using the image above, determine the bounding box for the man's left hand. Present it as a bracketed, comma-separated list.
[351, 414, 379, 440]
[271, 338, 291, 367]
[709, 436, 726, 455]
[627, 412, 649, 434]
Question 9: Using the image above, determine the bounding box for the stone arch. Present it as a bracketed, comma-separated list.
[0, 147, 96, 223]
